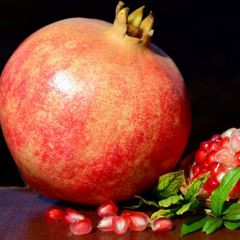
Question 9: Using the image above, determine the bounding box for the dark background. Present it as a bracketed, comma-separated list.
[0, 0, 240, 186]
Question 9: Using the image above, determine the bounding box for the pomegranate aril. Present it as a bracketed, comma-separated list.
[63, 208, 85, 224]
[151, 217, 173, 233]
[97, 216, 114, 232]
[97, 200, 118, 217]
[210, 134, 222, 142]
[206, 151, 216, 163]
[121, 211, 149, 231]
[209, 162, 226, 178]
[220, 137, 230, 147]
[208, 142, 221, 152]
[195, 149, 206, 163]
[230, 181, 240, 199]
[203, 176, 220, 195]
[200, 141, 210, 151]
[234, 151, 240, 166]
[230, 130, 240, 152]
[192, 164, 200, 176]
[69, 218, 92, 235]
[44, 207, 64, 223]
[112, 215, 130, 235]
[193, 168, 209, 179]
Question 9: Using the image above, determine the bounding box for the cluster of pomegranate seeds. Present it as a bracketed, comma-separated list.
[190, 128, 240, 197]
[44, 207, 92, 235]
[44, 200, 173, 235]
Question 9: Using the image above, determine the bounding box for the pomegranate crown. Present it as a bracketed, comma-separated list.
[112, 1, 154, 46]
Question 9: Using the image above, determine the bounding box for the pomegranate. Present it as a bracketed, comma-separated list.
[190, 128, 240, 198]
[0, 2, 190, 204]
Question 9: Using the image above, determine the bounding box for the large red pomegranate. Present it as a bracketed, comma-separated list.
[0, 2, 191, 204]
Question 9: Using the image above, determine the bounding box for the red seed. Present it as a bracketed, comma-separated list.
[195, 149, 206, 163]
[206, 151, 216, 164]
[203, 176, 220, 195]
[151, 217, 173, 233]
[230, 181, 240, 199]
[209, 162, 226, 178]
[192, 164, 200, 176]
[220, 137, 230, 147]
[112, 215, 130, 235]
[210, 134, 222, 142]
[97, 216, 114, 232]
[208, 142, 221, 152]
[121, 211, 149, 231]
[193, 169, 209, 180]
[63, 208, 85, 224]
[44, 207, 64, 223]
[69, 218, 92, 235]
[234, 151, 240, 166]
[97, 200, 118, 217]
[200, 141, 210, 151]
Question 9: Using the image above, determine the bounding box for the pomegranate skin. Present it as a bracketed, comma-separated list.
[0, 15, 191, 204]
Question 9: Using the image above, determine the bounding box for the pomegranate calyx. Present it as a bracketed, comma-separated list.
[112, 1, 154, 46]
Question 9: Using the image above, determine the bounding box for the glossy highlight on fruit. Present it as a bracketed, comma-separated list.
[0, 1, 191, 204]
[190, 128, 240, 198]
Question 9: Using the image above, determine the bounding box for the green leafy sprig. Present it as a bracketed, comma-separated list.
[125, 167, 240, 235]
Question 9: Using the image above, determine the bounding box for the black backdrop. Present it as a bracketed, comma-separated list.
[1, 0, 240, 186]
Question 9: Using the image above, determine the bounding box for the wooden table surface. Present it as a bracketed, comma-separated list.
[1, 187, 240, 240]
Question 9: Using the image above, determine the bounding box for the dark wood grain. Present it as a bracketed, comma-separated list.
[0, 187, 240, 240]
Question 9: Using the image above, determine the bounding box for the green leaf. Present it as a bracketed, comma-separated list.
[224, 220, 240, 230]
[124, 196, 158, 209]
[223, 202, 240, 215]
[158, 195, 183, 207]
[176, 202, 192, 215]
[181, 215, 210, 236]
[185, 172, 210, 202]
[155, 170, 185, 198]
[211, 167, 240, 216]
[150, 208, 178, 220]
[135, 196, 158, 207]
[224, 209, 240, 221]
[202, 218, 223, 234]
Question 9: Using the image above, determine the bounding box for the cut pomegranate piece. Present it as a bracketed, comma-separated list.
[97, 200, 118, 217]
[112, 215, 130, 235]
[190, 128, 240, 199]
[44, 207, 64, 223]
[69, 218, 92, 235]
[97, 215, 114, 232]
[121, 211, 149, 231]
[63, 208, 85, 224]
[151, 217, 173, 232]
